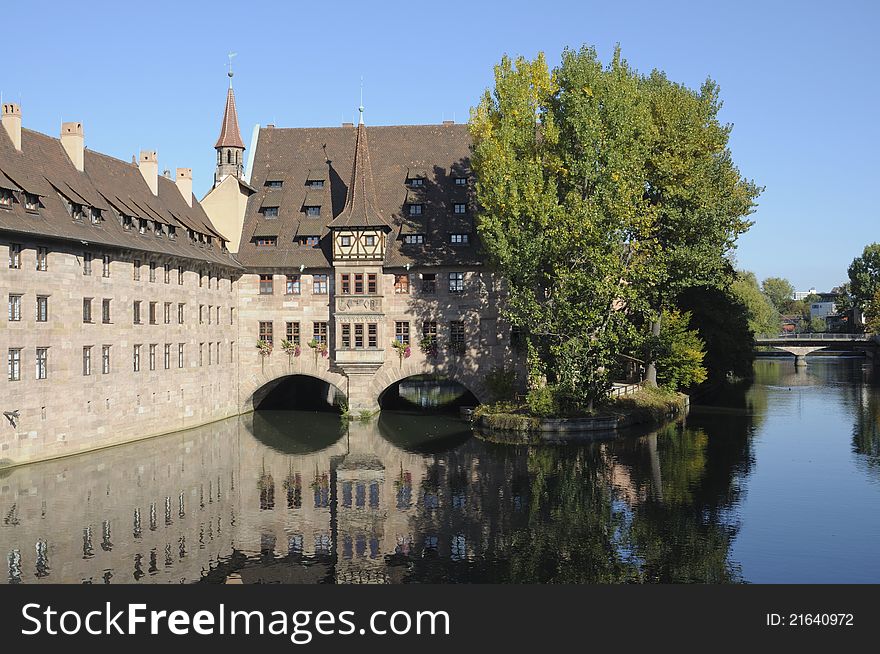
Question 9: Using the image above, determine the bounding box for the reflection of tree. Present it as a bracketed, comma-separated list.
[852, 377, 880, 473]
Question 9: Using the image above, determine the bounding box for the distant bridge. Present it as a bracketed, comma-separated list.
[755, 333, 876, 365]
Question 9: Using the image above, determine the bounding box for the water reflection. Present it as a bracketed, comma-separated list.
[2, 359, 879, 583]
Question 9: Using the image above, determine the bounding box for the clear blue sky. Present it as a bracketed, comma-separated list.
[2, 0, 876, 290]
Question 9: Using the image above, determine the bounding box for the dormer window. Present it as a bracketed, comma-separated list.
[453, 203, 467, 214]
[450, 233, 469, 245]
[255, 236, 277, 247]
[261, 206, 279, 218]
[304, 206, 321, 217]
[0, 188, 13, 208]
[121, 214, 133, 230]
[299, 236, 319, 247]
[266, 180, 283, 188]
[138, 218, 148, 234]
[70, 202, 85, 221]
[188, 229, 196, 241]
[404, 234, 424, 245]
[155, 222, 165, 237]
[90, 208, 101, 225]
[408, 203, 423, 216]
[306, 180, 324, 189]
[24, 193, 40, 212]
[168, 225, 176, 239]
[408, 177, 424, 187]
[364, 235, 376, 247]
[454, 176, 467, 186]
[339, 235, 352, 247]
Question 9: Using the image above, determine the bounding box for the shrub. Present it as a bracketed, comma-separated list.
[526, 386, 559, 417]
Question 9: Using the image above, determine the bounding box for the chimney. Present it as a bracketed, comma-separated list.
[175, 168, 193, 206]
[138, 150, 158, 195]
[61, 122, 84, 171]
[1, 103, 22, 151]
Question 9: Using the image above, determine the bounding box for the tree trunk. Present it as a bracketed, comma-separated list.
[644, 314, 662, 387]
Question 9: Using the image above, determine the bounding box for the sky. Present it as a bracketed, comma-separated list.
[1, 0, 876, 291]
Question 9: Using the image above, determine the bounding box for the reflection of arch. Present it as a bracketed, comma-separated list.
[241, 411, 347, 455]
[368, 361, 489, 407]
[242, 370, 348, 412]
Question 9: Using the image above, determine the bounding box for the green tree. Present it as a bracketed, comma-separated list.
[731, 271, 780, 336]
[808, 316, 827, 333]
[848, 243, 880, 310]
[863, 288, 880, 334]
[654, 310, 708, 389]
[761, 277, 794, 312]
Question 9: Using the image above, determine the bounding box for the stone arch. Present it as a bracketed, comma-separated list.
[240, 367, 349, 413]
[367, 360, 490, 408]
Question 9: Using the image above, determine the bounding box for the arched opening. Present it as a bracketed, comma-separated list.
[255, 374, 346, 413]
[378, 374, 478, 411]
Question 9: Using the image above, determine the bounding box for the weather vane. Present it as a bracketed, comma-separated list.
[227, 52, 237, 85]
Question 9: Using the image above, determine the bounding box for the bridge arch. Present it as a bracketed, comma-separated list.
[241, 367, 349, 413]
[367, 360, 490, 409]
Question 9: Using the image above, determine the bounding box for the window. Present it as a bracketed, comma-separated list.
[284, 274, 301, 294]
[313, 274, 328, 294]
[454, 176, 467, 186]
[207, 305, 212, 325]
[7, 348, 21, 381]
[178, 303, 185, 324]
[354, 273, 364, 294]
[149, 344, 156, 371]
[394, 274, 410, 294]
[177, 343, 184, 368]
[199, 343, 203, 367]
[164, 344, 171, 370]
[25, 193, 40, 210]
[36, 247, 47, 271]
[449, 272, 464, 293]
[255, 237, 277, 247]
[301, 236, 320, 247]
[306, 180, 323, 189]
[164, 302, 171, 324]
[395, 321, 410, 345]
[341, 323, 351, 348]
[36, 295, 48, 322]
[102, 254, 111, 277]
[0, 188, 14, 208]
[367, 273, 377, 294]
[422, 321, 437, 343]
[149, 261, 156, 282]
[83, 252, 92, 275]
[121, 214, 133, 230]
[340, 274, 351, 294]
[164, 263, 170, 284]
[178, 265, 184, 285]
[207, 342, 212, 365]
[261, 206, 279, 217]
[138, 218, 148, 234]
[71, 203, 85, 221]
[266, 180, 283, 188]
[450, 320, 465, 344]
[259, 321, 273, 345]
[90, 208, 101, 225]
[82, 346, 92, 376]
[304, 206, 321, 217]
[133, 344, 141, 372]
[450, 233, 470, 245]
[8, 294, 21, 321]
[102, 298, 111, 324]
[403, 234, 424, 245]
[230, 307, 234, 325]
[36, 348, 48, 380]
[408, 203, 423, 216]
[408, 176, 424, 187]
[133, 259, 141, 281]
[364, 235, 376, 247]
[101, 345, 111, 374]
[149, 302, 157, 325]
[368, 323, 377, 348]
[339, 235, 352, 247]
[421, 273, 436, 294]
[286, 322, 300, 346]
[83, 298, 93, 323]
[354, 323, 364, 348]
[199, 305, 204, 323]
[453, 203, 467, 214]
[313, 322, 327, 344]
[259, 274, 274, 294]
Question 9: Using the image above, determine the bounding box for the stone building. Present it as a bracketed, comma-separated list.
[1, 77, 515, 468]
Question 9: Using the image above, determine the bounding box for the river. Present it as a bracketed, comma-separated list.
[2, 358, 879, 583]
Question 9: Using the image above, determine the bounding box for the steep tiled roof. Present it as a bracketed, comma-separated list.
[215, 87, 245, 150]
[238, 123, 480, 270]
[328, 123, 390, 229]
[0, 127, 240, 268]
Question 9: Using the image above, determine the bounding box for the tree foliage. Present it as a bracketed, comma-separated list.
[654, 311, 708, 389]
[730, 271, 780, 336]
[761, 277, 794, 312]
[848, 243, 880, 310]
[471, 46, 760, 403]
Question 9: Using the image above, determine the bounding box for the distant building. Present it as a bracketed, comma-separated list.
[793, 287, 818, 301]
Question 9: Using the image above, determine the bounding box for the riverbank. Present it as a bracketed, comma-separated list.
[472, 387, 689, 444]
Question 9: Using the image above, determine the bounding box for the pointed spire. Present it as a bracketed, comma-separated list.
[215, 85, 245, 149]
[329, 118, 389, 229]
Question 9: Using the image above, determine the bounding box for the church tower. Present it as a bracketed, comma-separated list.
[213, 67, 245, 187]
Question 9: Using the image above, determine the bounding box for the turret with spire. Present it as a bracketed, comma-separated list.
[214, 55, 245, 187]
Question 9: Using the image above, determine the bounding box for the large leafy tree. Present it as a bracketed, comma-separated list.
[471, 46, 760, 405]
[848, 243, 880, 310]
[761, 277, 795, 313]
[731, 270, 780, 336]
